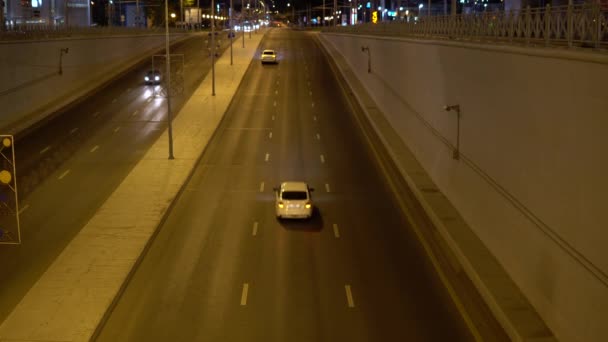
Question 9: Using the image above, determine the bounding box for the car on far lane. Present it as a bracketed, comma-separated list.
[274, 182, 314, 219]
[144, 70, 161, 85]
[261, 49, 277, 64]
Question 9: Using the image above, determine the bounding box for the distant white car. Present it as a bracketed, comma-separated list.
[274, 182, 314, 219]
[261, 49, 277, 64]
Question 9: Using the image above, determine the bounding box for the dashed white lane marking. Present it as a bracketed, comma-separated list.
[276, 80, 279, 85]
[265, 153, 270, 162]
[127, 87, 132, 92]
[309, 91, 312, 96]
[269, 132, 273, 139]
[70, 128, 79, 135]
[240, 283, 249, 306]
[320, 155, 325, 163]
[147, 97, 153, 103]
[273, 101, 277, 107]
[259, 182, 265, 192]
[90, 145, 99, 153]
[40, 146, 51, 154]
[345, 285, 355, 308]
[272, 115, 275, 121]
[114, 126, 121, 133]
[316, 133, 321, 140]
[275, 90, 278, 95]
[18, 204, 30, 215]
[333, 224, 340, 238]
[132, 110, 139, 116]
[308, 81, 311, 87]
[112, 98, 117, 103]
[252, 222, 258, 236]
[93, 111, 100, 117]
[325, 183, 331, 193]
[313, 116, 317, 121]
[58, 170, 70, 180]
[312, 102, 315, 108]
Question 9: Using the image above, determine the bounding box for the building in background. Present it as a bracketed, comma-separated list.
[4, 0, 90, 27]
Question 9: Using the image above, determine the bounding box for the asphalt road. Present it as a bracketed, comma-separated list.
[95, 29, 509, 341]
[0, 32, 237, 323]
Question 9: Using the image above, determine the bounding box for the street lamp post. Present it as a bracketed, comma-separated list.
[230, 0, 234, 65]
[212, 0, 216, 96]
[165, 0, 175, 160]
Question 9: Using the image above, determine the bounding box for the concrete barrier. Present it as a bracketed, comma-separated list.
[0, 33, 189, 135]
[321, 32, 608, 342]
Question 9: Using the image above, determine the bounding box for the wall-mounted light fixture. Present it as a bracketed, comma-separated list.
[443, 104, 461, 160]
[361, 46, 371, 73]
[58, 48, 69, 75]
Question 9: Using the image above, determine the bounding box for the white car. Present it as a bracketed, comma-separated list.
[261, 49, 277, 64]
[274, 182, 314, 219]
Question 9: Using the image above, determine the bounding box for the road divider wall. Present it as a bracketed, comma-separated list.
[319, 32, 608, 342]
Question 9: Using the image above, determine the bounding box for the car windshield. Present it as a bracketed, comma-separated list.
[281, 191, 307, 200]
[263, 51, 274, 55]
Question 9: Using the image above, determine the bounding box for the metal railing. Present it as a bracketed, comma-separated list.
[324, 4, 608, 51]
[0, 26, 188, 41]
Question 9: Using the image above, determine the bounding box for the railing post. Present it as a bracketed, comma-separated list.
[525, 5, 532, 45]
[567, 3, 573, 48]
[594, 3, 601, 49]
[545, 4, 551, 47]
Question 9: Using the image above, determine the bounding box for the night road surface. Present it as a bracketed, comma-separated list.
[96, 29, 509, 341]
[0, 32, 235, 323]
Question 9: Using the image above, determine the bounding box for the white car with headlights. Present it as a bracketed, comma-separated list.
[261, 49, 277, 64]
[274, 182, 314, 219]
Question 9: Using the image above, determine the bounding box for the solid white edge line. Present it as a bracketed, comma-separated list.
[333, 224, 340, 238]
[265, 153, 270, 162]
[252, 222, 258, 236]
[325, 183, 331, 193]
[40, 146, 50, 154]
[240, 283, 249, 306]
[320, 155, 325, 163]
[345, 285, 355, 308]
[18, 204, 30, 215]
[58, 170, 70, 180]
[90, 145, 99, 153]
[260, 182, 265, 192]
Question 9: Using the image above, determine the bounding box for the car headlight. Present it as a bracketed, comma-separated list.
[155, 76, 160, 81]
[305, 203, 311, 209]
[278, 202, 284, 208]
[145, 76, 149, 81]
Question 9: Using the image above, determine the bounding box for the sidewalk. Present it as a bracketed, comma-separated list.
[0, 31, 265, 342]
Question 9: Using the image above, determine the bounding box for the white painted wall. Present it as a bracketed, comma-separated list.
[0, 34, 186, 134]
[322, 33, 608, 342]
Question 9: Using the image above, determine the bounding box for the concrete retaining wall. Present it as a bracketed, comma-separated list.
[0, 33, 188, 134]
[321, 33, 608, 342]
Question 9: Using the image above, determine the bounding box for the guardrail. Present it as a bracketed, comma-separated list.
[0, 26, 190, 41]
[324, 4, 608, 51]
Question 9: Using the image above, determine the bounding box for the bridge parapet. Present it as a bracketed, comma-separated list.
[325, 4, 608, 51]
